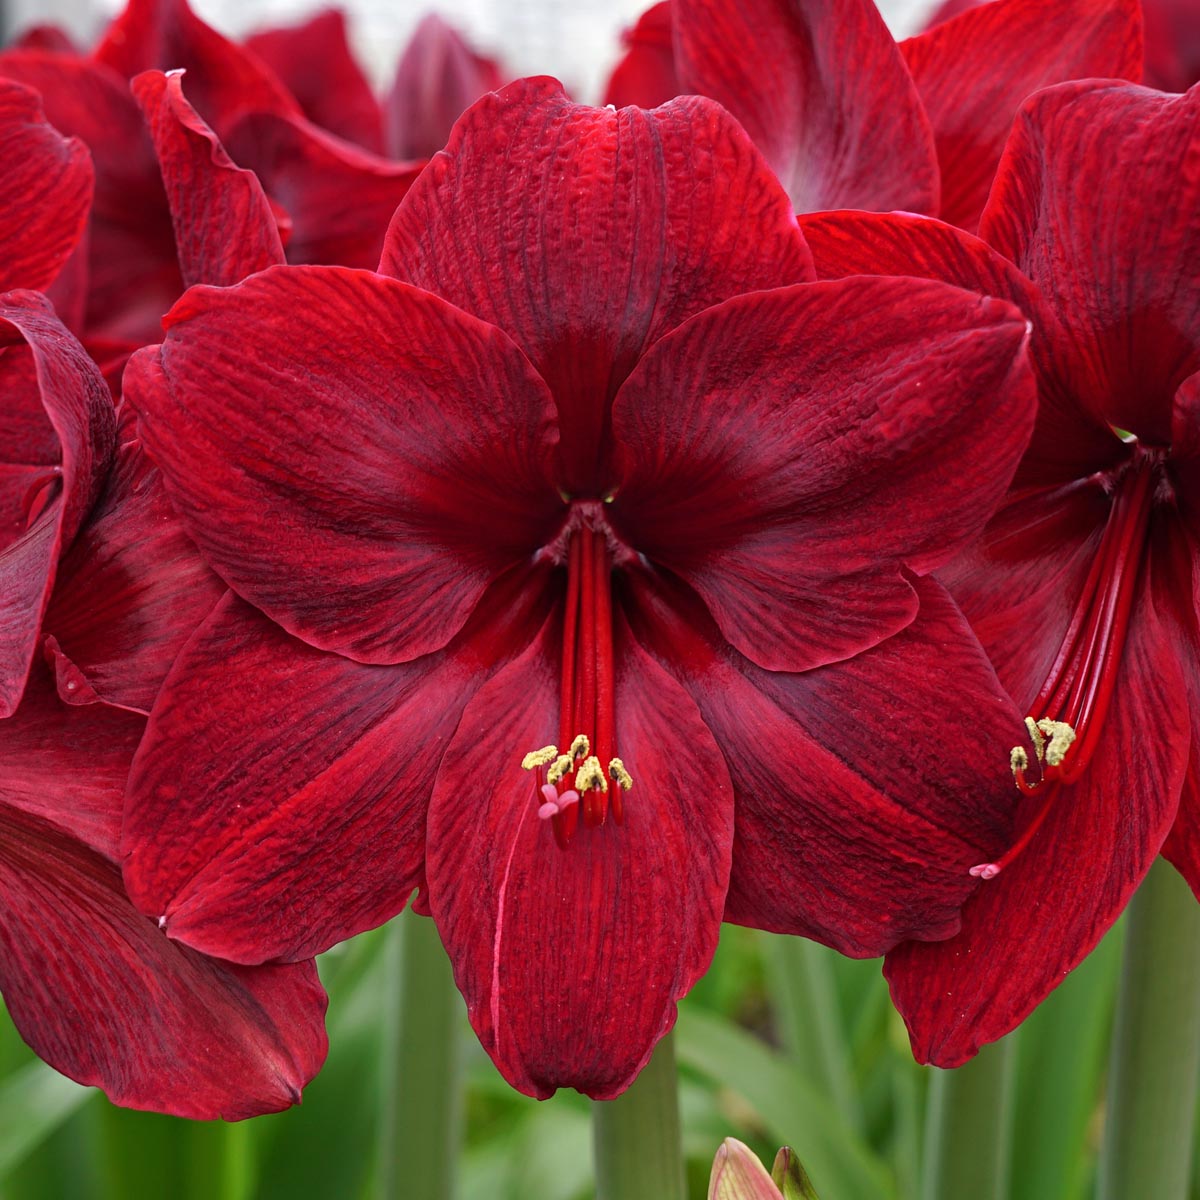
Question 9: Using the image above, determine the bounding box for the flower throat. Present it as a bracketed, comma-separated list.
[972, 447, 1158, 880]
[522, 520, 632, 849]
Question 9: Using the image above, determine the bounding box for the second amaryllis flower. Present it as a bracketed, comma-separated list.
[122, 79, 1034, 1098]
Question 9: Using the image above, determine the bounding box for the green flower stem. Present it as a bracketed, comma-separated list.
[921, 1035, 1017, 1200]
[381, 910, 464, 1200]
[593, 1032, 686, 1200]
[1099, 859, 1200, 1200]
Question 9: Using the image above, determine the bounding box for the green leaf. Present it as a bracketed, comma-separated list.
[0, 1061, 91, 1178]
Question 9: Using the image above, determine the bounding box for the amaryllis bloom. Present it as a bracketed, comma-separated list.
[121, 81, 1036, 1097]
[802, 80, 1200, 1064]
[604, 0, 1141, 229]
[0, 663, 327, 1118]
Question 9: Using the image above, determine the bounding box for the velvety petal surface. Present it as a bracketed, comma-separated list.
[244, 9, 385, 152]
[381, 79, 814, 495]
[602, 2, 679, 109]
[625, 570, 1020, 957]
[901, 0, 1143, 232]
[799, 210, 1125, 489]
[383, 13, 503, 160]
[426, 609, 733, 1099]
[123, 570, 553, 964]
[672, 0, 938, 213]
[133, 70, 284, 288]
[225, 111, 421, 270]
[885, 572, 1188, 1065]
[610, 275, 1034, 672]
[0, 80, 92, 293]
[981, 81, 1200, 446]
[43, 436, 225, 714]
[0, 295, 115, 716]
[127, 266, 561, 663]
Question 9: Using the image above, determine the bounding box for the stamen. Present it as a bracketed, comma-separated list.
[575, 756, 607, 793]
[547, 754, 573, 785]
[608, 759, 633, 790]
[1036, 719, 1076, 767]
[569, 734, 590, 762]
[522, 745, 558, 770]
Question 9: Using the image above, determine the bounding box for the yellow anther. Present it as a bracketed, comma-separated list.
[521, 745, 558, 771]
[608, 758, 633, 791]
[569, 734, 590, 762]
[1035, 719, 1076, 767]
[1010, 746, 1029, 776]
[1024, 716, 1045, 763]
[547, 754, 574, 786]
[575, 755, 608, 793]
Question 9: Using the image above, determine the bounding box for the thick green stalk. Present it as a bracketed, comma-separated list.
[1098, 860, 1200, 1200]
[921, 1035, 1017, 1200]
[593, 1032, 685, 1200]
[380, 911, 464, 1200]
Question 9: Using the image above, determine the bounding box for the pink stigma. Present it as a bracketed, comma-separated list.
[969, 863, 1001, 880]
[538, 784, 580, 821]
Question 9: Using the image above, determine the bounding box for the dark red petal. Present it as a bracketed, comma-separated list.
[0, 295, 115, 717]
[980, 81, 1200, 447]
[1143, 0, 1200, 91]
[244, 9, 384, 153]
[43, 437, 224, 715]
[0, 50, 182, 346]
[901, 0, 1143, 232]
[10, 25, 79, 52]
[95, 0, 300, 137]
[0, 79, 92, 292]
[610, 276, 1034, 671]
[126, 267, 560, 664]
[885, 574, 1187, 1067]
[1, 806, 327, 1119]
[800, 209, 1124, 490]
[381, 79, 814, 495]
[671, 0, 938, 213]
[625, 570, 1020, 957]
[602, 2, 679, 109]
[383, 13, 503, 160]
[133, 70, 284, 288]
[123, 569, 553, 965]
[224, 111, 422, 270]
[425, 608, 733, 1099]
[0, 663, 142, 860]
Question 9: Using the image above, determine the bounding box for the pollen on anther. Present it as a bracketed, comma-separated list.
[569, 734, 590, 762]
[547, 754, 573, 785]
[575, 755, 608, 793]
[522, 745, 558, 771]
[1024, 716, 1045, 763]
[1035, 719, 1076, 767]
[1009, 746, 1028, 776]
[608, 758, 633, 790]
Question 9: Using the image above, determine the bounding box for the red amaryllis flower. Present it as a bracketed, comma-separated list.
[803, 80, 1200, 1064]
[0, 663, 327, 1117]
[121, 81, 1036, 1097]
[604, 0, 1140, 229]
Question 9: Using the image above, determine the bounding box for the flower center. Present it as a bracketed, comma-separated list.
[521, 519, 632, 849]
[971, 446, 1159, 880]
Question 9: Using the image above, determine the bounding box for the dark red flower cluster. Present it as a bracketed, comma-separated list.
[0, 0, 1195, 1113]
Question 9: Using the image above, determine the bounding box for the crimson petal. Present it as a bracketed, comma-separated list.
[671, 0, 938, 213]
[425, 609, 733, 1098]
[901, 0, 1143, 232]
[133, 70, 284, 288]
[980, 81, 1200, 446]
[602, 3, 679, 109]
[126, 266, 561, 663]
[885, 575, 1188, 1066]
[0, 79, 92, 293]
[610, 275, 1034, 672]
[381, 79, 814, 495]
[123, 571, 553, 964]
[0, 295, 115, 717]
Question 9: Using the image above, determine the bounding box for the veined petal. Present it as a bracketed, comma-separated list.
[43, 437, 225, 715]
[672, 0, 938, 214]
[610, 276, 1034, 672]
[133, 69, 285, 288]
[0, 79, 92, 293]
[901, 0, 1143, 232]
[425, 610, 733, 1099]
[244, 9, 384, 153]
[602, 2, 678, 109]
[126, 266, 561, 664]
[980, 81, 1200, 446]
[381, 79, 813, 495]
[0, 295, 115, 717]
[1, 805, 327, 1119]
[885, 574, 1188, 1066]
[625, 570, 1020, 957]
[123, 570, 554, 964]
[225, 110, 422, 270]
